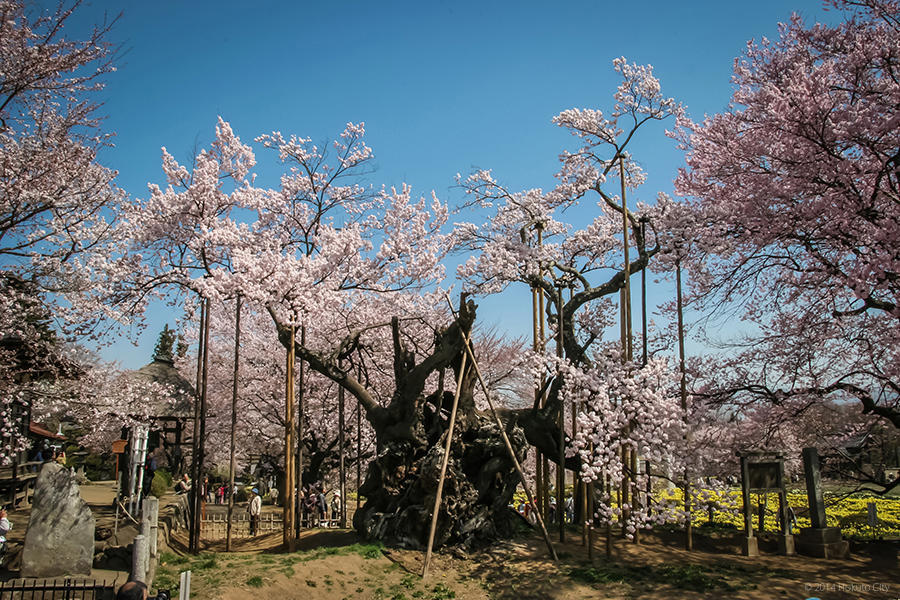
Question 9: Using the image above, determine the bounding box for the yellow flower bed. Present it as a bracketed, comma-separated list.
[654, 488, 900, 539]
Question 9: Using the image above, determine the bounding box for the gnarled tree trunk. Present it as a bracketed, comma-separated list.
[273, 297, 530, 549]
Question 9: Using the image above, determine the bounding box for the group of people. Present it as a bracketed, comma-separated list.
[515, 493, 575, 524]
[29, 443, 67, 471]
[173, 473, 344, 534]
[300, 482, 342, 527]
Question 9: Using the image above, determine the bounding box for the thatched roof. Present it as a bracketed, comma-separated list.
[130, 357, 195, 419]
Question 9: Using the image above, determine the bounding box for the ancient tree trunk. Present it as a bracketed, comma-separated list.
[273, 297, 529, 549]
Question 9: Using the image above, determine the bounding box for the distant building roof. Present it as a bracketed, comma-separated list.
[28, 422, 65, 440]
[129, 356, 195, 419]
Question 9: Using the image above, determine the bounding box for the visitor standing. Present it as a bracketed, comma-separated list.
[330, 491, 342, 527]
[316, 484, 328, 527]
[248, 487, 262, 535]
[175, 474, 190, 494]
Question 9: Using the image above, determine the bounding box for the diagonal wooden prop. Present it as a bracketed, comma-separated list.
[430, 295, 559, 568]
[422, 347, 468, 578]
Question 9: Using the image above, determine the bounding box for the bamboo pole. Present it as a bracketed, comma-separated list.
[284, 324, 296, 551]
[587, 474, 594, 561]
[538, 284, 550, 524]
[422, 351, 468, 578]
[226, 296, 241, 552]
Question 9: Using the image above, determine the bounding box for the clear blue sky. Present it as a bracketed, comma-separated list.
[51, 0, 833, 369]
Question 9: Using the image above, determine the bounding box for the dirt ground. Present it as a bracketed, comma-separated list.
[5, 481, 899, 599]
[157, 522, 900, 600]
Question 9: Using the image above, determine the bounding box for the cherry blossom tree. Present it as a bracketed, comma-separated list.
[0, 1, 131, 462]
[673, 0, 900, 455]
[131, 117, 538, 548]
[0, 0, 129, 334]
[457, 58, 689, 530]
[195, 303, 376, 486]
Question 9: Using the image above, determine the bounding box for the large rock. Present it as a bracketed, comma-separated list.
[21, 462, 95, 577]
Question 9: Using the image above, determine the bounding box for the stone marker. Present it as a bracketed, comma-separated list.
[21, 462, 95, 577]
[802, 447, 827, 528]
[797, 447, 849, 559]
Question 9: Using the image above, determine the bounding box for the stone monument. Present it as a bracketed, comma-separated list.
[796, 447, 850, 559]
[21, 462, 95, 577]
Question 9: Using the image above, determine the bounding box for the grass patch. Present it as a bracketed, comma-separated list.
[429, 583, 456, 599]
[193, 553, 218, 570]
[246, 576, 263, 588]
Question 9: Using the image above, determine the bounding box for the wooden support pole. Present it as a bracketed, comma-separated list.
[226, 296, 241, 552]
[356, 377, 362, 512]
[339, 369, 347, 529]
[422, 350, 468, 578]
[531, 285, 543, 519]
[556, 284, 566, 544]
[445, 296, 558, 563]
[295, 326, 306, 538]
[676, 257, 692, 551]
[284, 324, 296, 551]
[188, 299, 205, 553]
[190, 298, 211, 553]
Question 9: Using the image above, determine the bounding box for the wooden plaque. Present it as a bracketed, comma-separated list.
[747, 461, 781, 490]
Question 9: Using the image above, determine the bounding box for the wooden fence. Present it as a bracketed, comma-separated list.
[200, 512, 349, 539]
[200, 513, 280, 539]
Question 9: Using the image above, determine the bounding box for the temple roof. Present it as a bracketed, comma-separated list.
[130, 357, 195, 419]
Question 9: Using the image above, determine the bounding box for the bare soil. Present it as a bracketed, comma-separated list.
[5, 481, 898, 599]
[158, 522, 900, 600]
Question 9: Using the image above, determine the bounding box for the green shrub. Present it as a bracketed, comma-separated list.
[150, 470, 173, 498]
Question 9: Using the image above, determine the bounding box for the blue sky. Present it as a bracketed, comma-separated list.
[52, 0, 833, 369]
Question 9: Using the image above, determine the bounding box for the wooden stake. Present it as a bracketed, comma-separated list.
[422, 350, 468, 578]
